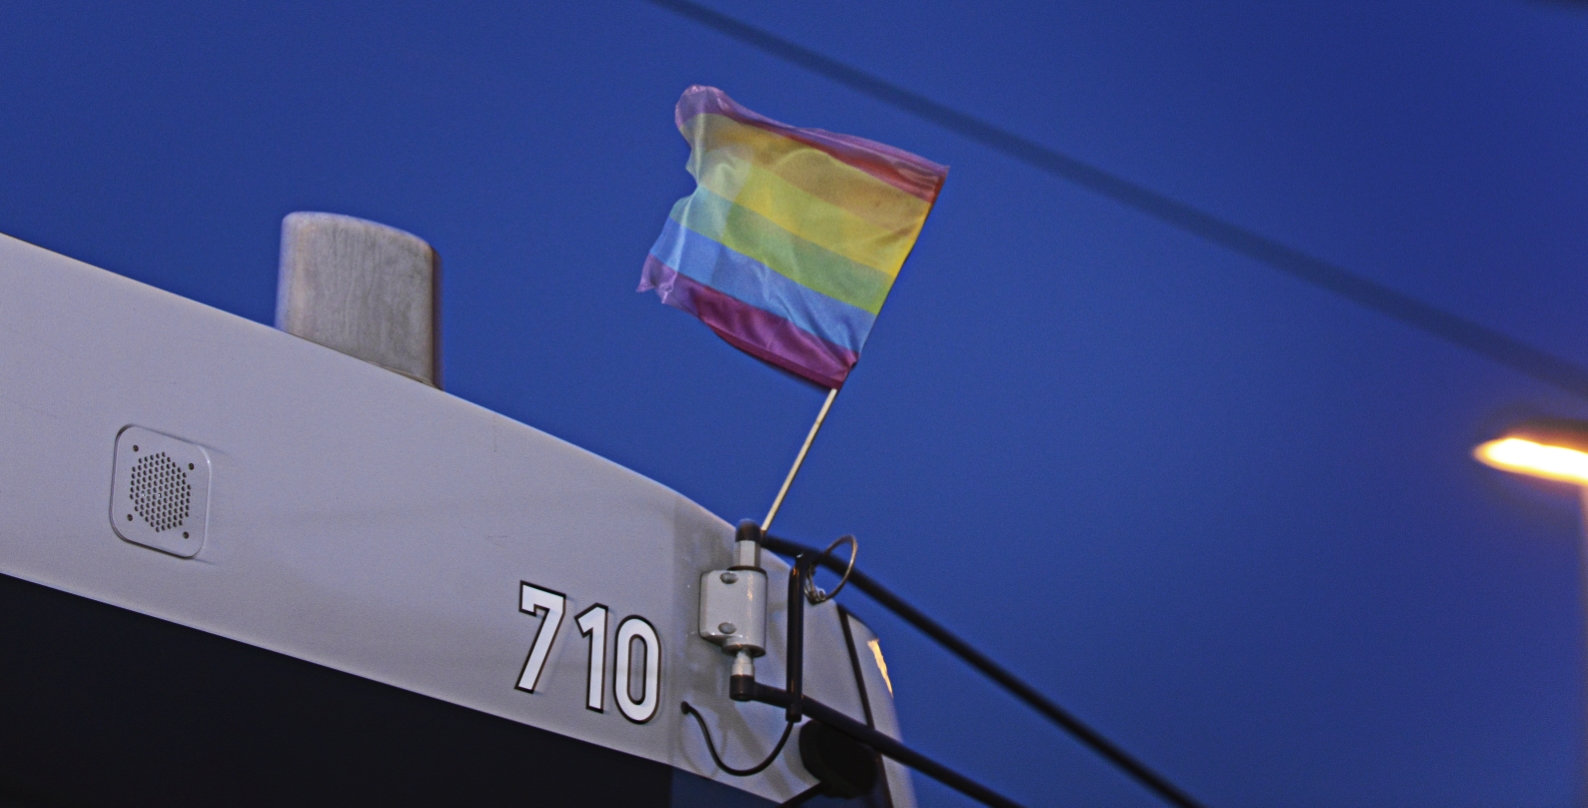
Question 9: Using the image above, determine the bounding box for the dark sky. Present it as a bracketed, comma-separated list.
[3, 2, 1588, 805]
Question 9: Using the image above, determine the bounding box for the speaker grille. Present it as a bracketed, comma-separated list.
[111, 427, 210, 558]
[129, 452, 193, 533]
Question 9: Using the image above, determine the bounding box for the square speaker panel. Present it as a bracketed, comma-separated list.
[110, 426, 211, 558]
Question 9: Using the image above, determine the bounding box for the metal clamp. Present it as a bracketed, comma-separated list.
[699, 521, 770, 658]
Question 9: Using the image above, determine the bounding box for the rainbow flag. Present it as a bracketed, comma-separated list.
[639, 86, 948, 389]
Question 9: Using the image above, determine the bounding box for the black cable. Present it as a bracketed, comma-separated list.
[740, 669, 1028, 808]
[680, 701, 795, 777]
[761, 534, 1205, 808]
[689, 544, 1024, 807]
[642, 0, 1588, 403]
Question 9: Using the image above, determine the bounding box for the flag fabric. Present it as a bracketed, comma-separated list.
[639, 86, 948, 389]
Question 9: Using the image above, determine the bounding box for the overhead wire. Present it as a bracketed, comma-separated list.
[734, 547, 1033, 808]
[641, 2, 1581, 804]
[641, 0, 1588, 403]
[762, 533, 1205, 808]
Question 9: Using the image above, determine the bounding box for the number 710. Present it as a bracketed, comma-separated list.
[516, 582, 662, 724]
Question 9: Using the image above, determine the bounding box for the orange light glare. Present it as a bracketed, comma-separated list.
[1474, 437, 1588, 486]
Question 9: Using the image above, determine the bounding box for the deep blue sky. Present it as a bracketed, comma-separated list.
[4, 2, 1588, 805]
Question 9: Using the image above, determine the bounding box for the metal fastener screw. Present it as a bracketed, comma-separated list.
[720, 571, 738, 584]
[718, 622, 737, 635]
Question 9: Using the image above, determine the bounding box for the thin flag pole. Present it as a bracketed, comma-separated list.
[762, 386, 840, 532]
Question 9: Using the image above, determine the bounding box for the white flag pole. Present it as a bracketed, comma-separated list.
[761, 386, 840, 533]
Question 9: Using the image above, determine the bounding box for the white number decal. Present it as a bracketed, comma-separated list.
[516, 582, 566, 693]
[614, 616, 661, 724]
[515, 583, 659, 722]
[575, 604, 609, 713]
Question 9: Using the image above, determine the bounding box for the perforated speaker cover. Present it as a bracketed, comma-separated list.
[110, 426, 211, 558]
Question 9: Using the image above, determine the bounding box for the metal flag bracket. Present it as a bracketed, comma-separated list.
[687, 522, 1026, 808]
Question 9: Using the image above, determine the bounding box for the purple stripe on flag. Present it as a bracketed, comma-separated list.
[675, 85, 948, 204]
[639, 255, 857, 388]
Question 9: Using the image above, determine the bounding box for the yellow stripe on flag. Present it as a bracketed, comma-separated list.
[693, 153, 926, 278]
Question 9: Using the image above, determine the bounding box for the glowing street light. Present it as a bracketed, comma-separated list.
[1473, 418, 1588, 486]
[1474, 417, 1588, 783]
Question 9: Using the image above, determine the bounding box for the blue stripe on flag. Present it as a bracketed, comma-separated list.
[648, 216, 875, 353]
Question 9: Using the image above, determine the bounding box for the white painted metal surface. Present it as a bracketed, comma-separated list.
[0, 232, 911, 806]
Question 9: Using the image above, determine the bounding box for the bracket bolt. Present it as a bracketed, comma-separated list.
[718, 622, 737, 635]
[720, 571, 738, 584]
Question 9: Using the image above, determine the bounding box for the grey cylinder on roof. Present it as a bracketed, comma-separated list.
[275, 212, 441, 387]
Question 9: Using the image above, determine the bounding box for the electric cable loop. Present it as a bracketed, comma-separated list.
[680, 701, 795, 777]
[803, 534, 857, 605]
